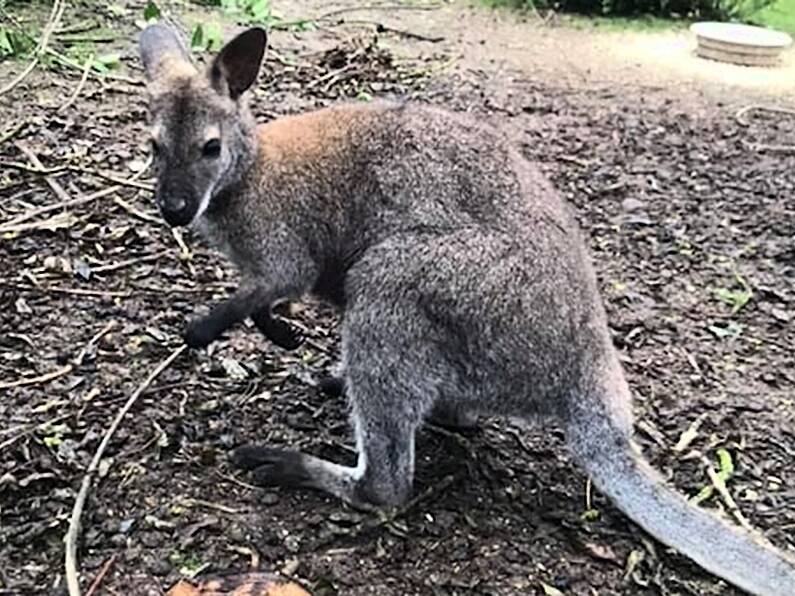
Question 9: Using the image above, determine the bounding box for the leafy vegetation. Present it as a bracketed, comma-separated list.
[752, 0, 795, 34]
[0, 24, 35, 58]
[713, 273, 753, 314]
[482, 0, 779, 23]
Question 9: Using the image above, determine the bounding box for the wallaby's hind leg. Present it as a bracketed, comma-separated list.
[232, 387, 420, 508]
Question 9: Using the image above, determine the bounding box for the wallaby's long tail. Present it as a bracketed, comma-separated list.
[569, 415, 795, 596]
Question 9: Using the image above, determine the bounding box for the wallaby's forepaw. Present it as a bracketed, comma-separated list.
[184, 316, 221, 349]
[251, 310, 303, 350]
[231, 445, 311, 488]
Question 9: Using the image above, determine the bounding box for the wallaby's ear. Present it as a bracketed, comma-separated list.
[210, 28, 267, 99]
[139, 24, 194, 81]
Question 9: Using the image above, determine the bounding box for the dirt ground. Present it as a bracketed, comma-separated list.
[1, 1, 794, 595]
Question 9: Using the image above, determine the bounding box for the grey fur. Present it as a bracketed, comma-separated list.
[139, 26, 795, 596]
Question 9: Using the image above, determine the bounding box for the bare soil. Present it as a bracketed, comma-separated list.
[1, 2, 794, 595]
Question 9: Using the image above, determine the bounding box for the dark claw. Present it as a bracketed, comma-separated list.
[231, 445, 311, 488]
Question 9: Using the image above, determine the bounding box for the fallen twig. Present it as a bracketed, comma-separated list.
[0, 121, 28, 147]
[91, 251, 170, 274]
[0, 322, 114, 390]
[45, 47, 142, 86]
[0, 413, 73, 454]
[113, 196, 161, 224]
[0, 156, 153, 233]
[15, 143, 71, 204]
[59, 54, 94, 113]
[701, 455, 754, 533]
[2, 321, 110, 388]
[0, 0, 65, 96]
[0, 364, 74, 391]
[0, 282, 132, 298]
[337, 19, 444, 42]
[735, 104, 795, 127]
[748, 142, 795, 155]
[1, 161, 154, 192]
[64, 344, 187, 596]
[317, 3, 442, 21]
[84, 553, 117, 596]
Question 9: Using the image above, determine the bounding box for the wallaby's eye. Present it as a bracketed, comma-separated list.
[202, 139, 221, 159]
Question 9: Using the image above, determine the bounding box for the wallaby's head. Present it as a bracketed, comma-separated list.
[139, 25, 266, 227]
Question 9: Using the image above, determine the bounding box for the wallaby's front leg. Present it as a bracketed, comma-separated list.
[185, 233, 317, 349]
[184, 285, 273, 348]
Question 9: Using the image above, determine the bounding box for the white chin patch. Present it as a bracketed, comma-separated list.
[191, 183, 215, 226]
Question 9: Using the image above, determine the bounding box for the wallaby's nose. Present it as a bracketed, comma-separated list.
[160, 197, 193, 227]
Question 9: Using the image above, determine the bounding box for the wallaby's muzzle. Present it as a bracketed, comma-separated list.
[157, 184, 198, 227]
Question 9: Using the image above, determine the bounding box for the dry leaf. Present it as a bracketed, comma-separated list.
[166, 572, 310, 596]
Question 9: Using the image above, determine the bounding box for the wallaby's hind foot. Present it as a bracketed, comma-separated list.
[234, 378, 420, 509]
[231, 445, 372, 509]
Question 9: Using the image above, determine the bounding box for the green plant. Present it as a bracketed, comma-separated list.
[713, 273, 752, 314]
[144, 0, 161, 22]
[0, 24, 36, 58]
[481, 0, 778, 21]
[190, 22, 223, 52]
[692, 448, 734, 504]
[216, 0, 277, 24]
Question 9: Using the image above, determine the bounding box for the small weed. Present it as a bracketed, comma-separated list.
[217, 0, 279, 25]
[0, 24, 36, 59]
[190, 22, 223, 53]
[713, 273, 752, 314]
[581, 508, 601, 521]
[692, 448, 734, 505]
[144, 0, 161, 23]
[169, 551, 205, 576]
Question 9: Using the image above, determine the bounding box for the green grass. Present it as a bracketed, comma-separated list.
[479, 0, 795, 35]
[752, 0, 795, 35]
[564, 14, 689, 32]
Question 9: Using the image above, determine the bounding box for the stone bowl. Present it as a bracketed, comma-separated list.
[690, 21, 793, 67]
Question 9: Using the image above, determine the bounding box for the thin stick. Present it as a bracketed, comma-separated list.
[701, 455, 754, 533]
[91, 251, 169, 274]
[1, 161, 154, 192]
[751, 143, 795, 154]
[112, 196, 161, 224]
[64, 345, 187, 596]
[316, 3, 442, 21]
[0, 121, 28, 147]
[735, 104, 795, 127]
[59, 54, 94, 113]
[0, 282, 131, 298]
[0, 413, 72, 454]
[0, 0, 65, 96]
[0, 322, 113, 390]
[0, 364, 73, 391]
[84, 553, 117, 596]
[15, 143, 71, 204]
[45, 47, 142, 86]
[0, 156, 153, 232]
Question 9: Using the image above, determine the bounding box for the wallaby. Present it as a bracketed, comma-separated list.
[138, 24, 795, 595]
